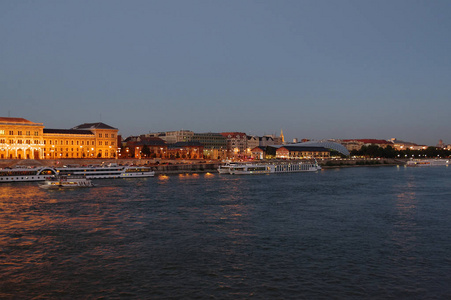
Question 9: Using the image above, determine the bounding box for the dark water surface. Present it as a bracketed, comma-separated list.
[1, 166, 450, 299]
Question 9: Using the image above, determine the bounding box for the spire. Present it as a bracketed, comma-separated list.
[280, 129, 284, 144]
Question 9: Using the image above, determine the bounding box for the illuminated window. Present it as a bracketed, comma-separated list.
[0, 130, 4, 135]
[26, 131, 30, 136]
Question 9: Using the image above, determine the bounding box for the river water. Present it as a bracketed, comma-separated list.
[1, 166, 450, 299]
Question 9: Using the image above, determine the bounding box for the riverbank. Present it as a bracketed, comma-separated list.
[0, 158, 408, 174]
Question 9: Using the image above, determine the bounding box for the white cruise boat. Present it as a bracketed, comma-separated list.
[0, 164, 154, 183]
[227, 161, 321, 175]
[56, 164, 155, 179]
[406, 159, 449, 167]
[40, 175, 94, 189]
[217, 163, 240, 174]
[0, 167, 57, 182]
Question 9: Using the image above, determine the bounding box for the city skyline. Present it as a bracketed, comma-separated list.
[2, 1, 450, 145]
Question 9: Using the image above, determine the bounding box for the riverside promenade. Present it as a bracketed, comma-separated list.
[0, 158, 408, 174]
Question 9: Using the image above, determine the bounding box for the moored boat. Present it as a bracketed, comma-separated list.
[217, 163, 239, 174]
[227, 160, 321, 175]
[0, 167, 57, 182]
[0, 163, 155, 183]
[55, 163, 155, 179]
[406, 159, 449, 167]
[39, 175, 94, 189]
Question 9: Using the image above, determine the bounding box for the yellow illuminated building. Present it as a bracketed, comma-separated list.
[0, 117, 118, 159]
[0, 117, 45, 159]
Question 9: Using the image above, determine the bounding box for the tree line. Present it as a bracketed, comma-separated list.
[349, 145, 451, 159]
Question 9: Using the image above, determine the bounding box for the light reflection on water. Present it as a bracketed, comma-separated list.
[1, 167, 451, 299]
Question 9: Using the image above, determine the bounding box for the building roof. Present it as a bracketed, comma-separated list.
[391, 139, 418, 146]
[221, 132, 247, 138]
[251, 146, 269, 151]
[0, 117, 42, 125]
[291, 140, 350, 156]
[44, 128, 94, 135]
[72, 122, 117, 130]
[277, 146, 329, 152]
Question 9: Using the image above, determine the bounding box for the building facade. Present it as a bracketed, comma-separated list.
[192, 132, 227, 160]
[0, 117, 118, 159]
[43, 129, 95, 159]
[161, 130, 194, 144]
[276, 146, 330, 159]
[221, 132, 247, 159]
[0, 117, 45, 159]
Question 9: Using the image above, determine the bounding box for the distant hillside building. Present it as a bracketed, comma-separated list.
[340, 139, 394, 151]
[390, 138, 427, 151]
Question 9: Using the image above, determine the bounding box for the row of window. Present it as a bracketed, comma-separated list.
[0, 139, 41, 144]
[46, 140, 95, 146]
[98, 133, 114, 138]
[0, 130, 40, 136]
[43, 151, 117, 157]
[45, 148, 113, 152]
[45, 140, 116, 146]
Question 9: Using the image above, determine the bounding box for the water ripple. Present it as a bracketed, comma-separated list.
[1, 168, 451, 299]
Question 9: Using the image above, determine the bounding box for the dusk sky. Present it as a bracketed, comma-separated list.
[1, 0, 450, 145]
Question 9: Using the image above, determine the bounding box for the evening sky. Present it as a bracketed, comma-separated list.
[1, 0, 450, 145]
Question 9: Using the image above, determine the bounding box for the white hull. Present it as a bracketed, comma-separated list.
[1, 164, 154, 183]
[56, 164, 155, 179]
[226, 161, 321, 175]
[217, 163, 239, 174]
[0, 167, 57, 183]
[407, 159, 449, 167]
[40, 175, 94, 189]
